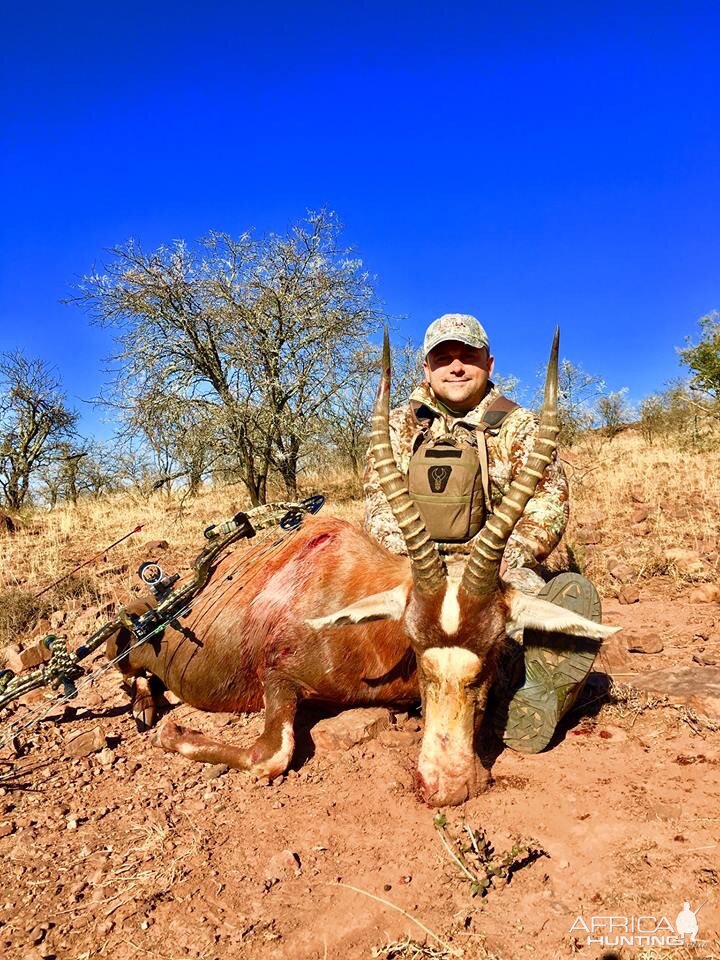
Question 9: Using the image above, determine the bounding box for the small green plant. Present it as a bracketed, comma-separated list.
[433, 813, 546, 897]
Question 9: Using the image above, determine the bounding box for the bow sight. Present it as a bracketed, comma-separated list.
[0, 495, 324, 713]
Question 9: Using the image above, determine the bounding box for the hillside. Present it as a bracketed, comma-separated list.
[0, 434, 719, 960]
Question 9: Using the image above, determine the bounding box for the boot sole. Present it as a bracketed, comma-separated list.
[500, 573, 602, 754]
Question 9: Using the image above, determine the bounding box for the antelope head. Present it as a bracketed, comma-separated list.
[308, 328, 618, 806]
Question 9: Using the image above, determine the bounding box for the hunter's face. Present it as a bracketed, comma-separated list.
[423, 340, 494, 414]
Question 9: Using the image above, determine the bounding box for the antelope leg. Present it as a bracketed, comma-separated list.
[152, 678, 298, 780]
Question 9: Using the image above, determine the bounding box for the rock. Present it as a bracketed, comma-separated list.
[311, 707, 391, 752]
[608, 559, 634, 583]
[65, 726, 107, 759]
[16, 641, 52, 670]
[0, 644, 23, 674]
[29, 618, 51, 640]
[203, 764, 229, 780]
[631, 521, 651, 537]
[689, 584, 720, 604]
[626, 631, 664, 654]
[631, 505, 650, 523]
[597, 634, 636, 674]
[0, 821, 16, 837]
[49, 610, 67, 630]
[631, 666, 720, 719]
[97, 748, 115, 768]
[28, 923, 48, 944]
[651, 802, 682, 822]
[665, 548, 710, 580]
[264, 849, 301, 882]
[142, 539, 169, 552]
[693, 653, 719, 666]
[618, 585, 640, 605]
[575, 527, 601, 545]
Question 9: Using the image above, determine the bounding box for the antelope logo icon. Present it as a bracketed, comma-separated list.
[429, 465, 452, 493]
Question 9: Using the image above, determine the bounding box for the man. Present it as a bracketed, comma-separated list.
[364, 313, 602, 754]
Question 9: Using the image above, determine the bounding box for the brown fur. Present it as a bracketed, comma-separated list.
[108, 517, 421, 776]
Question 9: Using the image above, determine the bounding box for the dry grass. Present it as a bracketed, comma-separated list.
[0, 470, 364, 648]
[555, 430, 720, 591]
[0, 433, 717, 650]
[634, 941, 720, 960]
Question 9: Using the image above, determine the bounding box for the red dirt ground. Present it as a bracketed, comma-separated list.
[1, 591, 719, 960]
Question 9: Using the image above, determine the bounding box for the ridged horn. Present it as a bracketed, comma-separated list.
[369, 328, 446, 593]
[461, 327, 560, 598]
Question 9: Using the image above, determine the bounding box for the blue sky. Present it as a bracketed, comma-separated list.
[1, 2, 718, 435]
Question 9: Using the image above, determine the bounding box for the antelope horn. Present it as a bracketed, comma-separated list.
[369, 328, 446, 593]
[461, 327, 560, 597]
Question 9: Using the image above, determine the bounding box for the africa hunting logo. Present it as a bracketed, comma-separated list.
[428, 465, 452, 493]
[569, 902, 703, 948]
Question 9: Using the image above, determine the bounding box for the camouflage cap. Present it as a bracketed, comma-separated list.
[423, 313, 490, 357]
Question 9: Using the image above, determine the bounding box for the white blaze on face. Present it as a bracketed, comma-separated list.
[439, 577, 461, 635]
[417, 647, 483, 804]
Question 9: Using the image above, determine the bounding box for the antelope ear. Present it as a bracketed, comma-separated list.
[306, 584, 409, 630]
[505, 588, 621, 640]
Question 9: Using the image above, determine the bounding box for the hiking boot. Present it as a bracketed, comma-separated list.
[498, 573, 603, 754]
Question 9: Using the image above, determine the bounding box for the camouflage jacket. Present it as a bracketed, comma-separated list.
[363, 381, 569, 571]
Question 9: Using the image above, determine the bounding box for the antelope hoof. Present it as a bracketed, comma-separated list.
[132, 676, 160, 730]
[151, 718, 188, 751]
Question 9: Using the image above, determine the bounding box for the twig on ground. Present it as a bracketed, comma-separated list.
[331, 881, 462, 957]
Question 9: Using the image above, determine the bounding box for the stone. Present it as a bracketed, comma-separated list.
[16, 641, 52, 670]
[651, 802, 683, 822]
[632, 521, 651, 537]
[688, 584, 720, 604]
[311, 707, 391, 752]
[65, 726, 107, 759]
[142, 539, 169, 552]
[0, 644, 23, 674]
[626, 631, 664, 655]
[29, 618, 51, 640]
[97, 748, 115, 767]
[203, 764, 229, 780]
[49, 610, 67, 630]
[693, 653, 719, 666]
[264, 849, 301, 882]
[596, 635, 636, 675]
[631, 666, 720, 719]
[575, 528, 601, 546]
[618, 585, 640, 605]
[631, 505, 650, 524]
[665, 548, 709, 580]
[607, 560, 634, 583]
[0, 821, 16, 837]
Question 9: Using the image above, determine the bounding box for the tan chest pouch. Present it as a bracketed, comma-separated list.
[407, 436, 486, 543]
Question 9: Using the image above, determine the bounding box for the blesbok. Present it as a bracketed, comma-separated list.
[108, 328, 617, 806]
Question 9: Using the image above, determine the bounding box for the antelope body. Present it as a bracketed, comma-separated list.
[109, 330, 618, 806]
